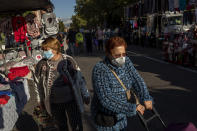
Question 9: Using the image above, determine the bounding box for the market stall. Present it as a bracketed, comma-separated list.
[0, 0, 60, 130]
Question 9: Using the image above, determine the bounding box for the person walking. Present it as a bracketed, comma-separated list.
[91, 36, 153, 131]
[85, 30, 93, 55]
[76, 31, 84, 55]
[35, 37, 90, 131]
[66, 29, 76, 56]
[56, 33, 68, 54]
[96, 27, 104, 51]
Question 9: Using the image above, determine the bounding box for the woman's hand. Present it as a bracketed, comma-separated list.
[136, 104, 145, 115]
[144, 101, 153, 110]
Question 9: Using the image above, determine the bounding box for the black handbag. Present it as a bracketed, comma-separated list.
[95, 111, 117, 127]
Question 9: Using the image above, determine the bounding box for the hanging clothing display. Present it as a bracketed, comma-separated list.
[12, 16, 27, 43]
[0, 33, 5, 46]
[0, 18, 12, 35]
[0, 74, 30, 131]
[32, 10, 42, 28]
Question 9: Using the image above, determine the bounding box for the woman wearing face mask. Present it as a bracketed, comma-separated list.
[35, 37, 90, 131]
[91, 37, 153, 131]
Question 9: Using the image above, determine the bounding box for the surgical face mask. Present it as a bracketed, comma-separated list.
[43, 49, 54, 59]
[111, 57, 126, 67]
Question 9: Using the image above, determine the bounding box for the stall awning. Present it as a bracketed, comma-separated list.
[0, 0, 53, 13]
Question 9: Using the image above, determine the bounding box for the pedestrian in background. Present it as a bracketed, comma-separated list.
[96, 27, 104, 51]
[35, 37, 90, 131]
[91, 36, 153, 131]
[76, 30, 84, 55]
[66, 29, 76, 56]
[56, 33, 68, 54]
[85, 29, 93, 55]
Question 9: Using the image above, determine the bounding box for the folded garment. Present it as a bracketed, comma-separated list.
[0, 95, 18, 131]
[0, 84, 10, 91]
[0, 95, 10, 105]
[0, 75, 8, 84]
[8, 66, 30, 80]
[0, 91, 11, 96]
[10, 81, 28, 113]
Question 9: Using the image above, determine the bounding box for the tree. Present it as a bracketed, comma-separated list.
[70, 14, 87, 29]
[59, 20, 65, 32]
[72, 0, 138, 29]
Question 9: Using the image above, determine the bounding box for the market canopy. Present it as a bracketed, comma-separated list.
[0, 0, 53, 13]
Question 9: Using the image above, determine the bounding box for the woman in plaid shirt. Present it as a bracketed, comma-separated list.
[91, 37, 153, 131]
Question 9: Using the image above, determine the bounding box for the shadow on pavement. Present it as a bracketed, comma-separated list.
[127, 54, 197, 131]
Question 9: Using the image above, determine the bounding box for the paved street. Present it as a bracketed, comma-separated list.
[15, 45, 197, 131]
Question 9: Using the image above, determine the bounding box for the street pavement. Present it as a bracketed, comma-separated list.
[14, 45, 197, 131]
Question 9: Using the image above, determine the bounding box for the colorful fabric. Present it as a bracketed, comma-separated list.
[0, 96, 18, 131]
[8, 66, 30, 80]
[12, 16, 27, 43]
[0, 95, 10, 105]
[91, 56, 153, 131]
[0, 91, 11, 96]
[25, 13, 41, 38]
[10, 81, 28, 113]
[75, 32, 84, 43]
[0, 84, 10, 91]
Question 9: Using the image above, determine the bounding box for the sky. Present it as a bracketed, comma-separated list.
[51, 0, 76, 19]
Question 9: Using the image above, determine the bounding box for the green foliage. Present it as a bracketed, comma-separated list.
[73, 0, 138, 29]
[70, 14, 87, 29]
[59, 20, 65, 32]
[23, 11, 33, 17]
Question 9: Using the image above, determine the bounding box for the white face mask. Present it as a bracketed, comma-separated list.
[111, 57, 126, 67]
